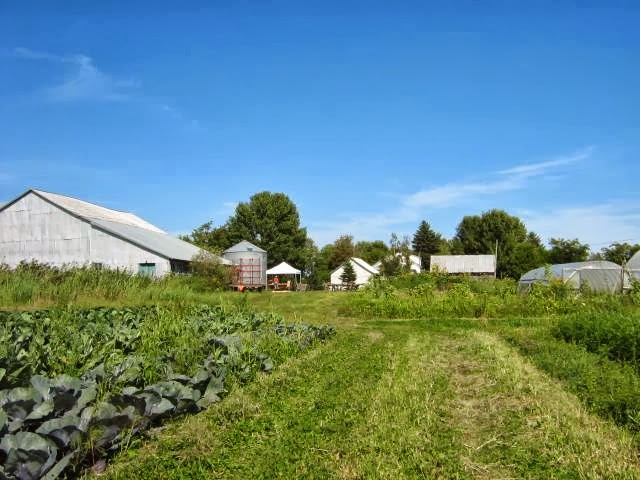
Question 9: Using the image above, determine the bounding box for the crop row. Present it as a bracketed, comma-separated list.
[0, 306, 335, 479]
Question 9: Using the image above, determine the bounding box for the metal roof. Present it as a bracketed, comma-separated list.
[91, 219, 229, 264]
[1, 188, 226, 264]
[33, 189, 165, 233]
[430, 255, 496, 274]
[224, 240, 266, 254]
[351, 257, 379, 275]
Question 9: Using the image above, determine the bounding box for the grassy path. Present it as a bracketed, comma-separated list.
[104, 311, 640, 479]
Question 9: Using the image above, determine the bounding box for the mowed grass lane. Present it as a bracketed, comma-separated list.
[104, 296, 640, 479]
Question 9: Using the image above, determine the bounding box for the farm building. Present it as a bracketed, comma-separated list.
[373, 254, 422, 274]
[518, 261, 628, 293]
[330, 257, 378, 287]
[430, 255, 496, 276]
[0, 188, 229, 276]
[223, 240, 268, 290]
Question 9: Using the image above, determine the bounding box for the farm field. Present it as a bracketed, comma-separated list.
[103, 291, 640, 480]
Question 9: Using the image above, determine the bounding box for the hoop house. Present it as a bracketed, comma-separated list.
[518, 260, 628, 294]
[629, 251, 640, 282]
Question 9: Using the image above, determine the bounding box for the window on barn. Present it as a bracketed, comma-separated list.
[138, 263, 156, 276]
[170, 260, 189, 274]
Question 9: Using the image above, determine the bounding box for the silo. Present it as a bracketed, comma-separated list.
[223, 240, 267, 290]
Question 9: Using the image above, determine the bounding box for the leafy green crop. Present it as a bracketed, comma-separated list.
[0, 305, 335, 479]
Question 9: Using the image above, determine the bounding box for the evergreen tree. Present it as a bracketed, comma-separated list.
[412, 220, 444, 270]
[340, 261, 357, 285]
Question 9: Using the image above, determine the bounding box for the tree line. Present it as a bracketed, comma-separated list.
[181, 191, 640, 287]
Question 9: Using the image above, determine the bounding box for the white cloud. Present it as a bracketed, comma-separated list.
[523, 204, 640, 249]
[405, 147, 592, 209]
[14, 47, 138, 102]
[309, 147, 597, 246]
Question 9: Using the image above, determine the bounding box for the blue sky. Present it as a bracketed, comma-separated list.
[1, 1, 639, 249]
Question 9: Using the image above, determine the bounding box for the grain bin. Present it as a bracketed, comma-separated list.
[223, 240, 267, 290]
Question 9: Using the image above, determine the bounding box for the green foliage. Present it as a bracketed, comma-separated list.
[0, 304, 335, 479]
[180, 220, 229, 253]
[554, 311, 640, 367]
[189, 251, 232, 290]
[325, 235, 356, 271]
[344, 273, 631, 319]
[547, 238, 590, 264]
[339, 261, 356, 285]
[504, 326, 640, 431]
[354, 240, 389, 266]
[601, 242, 640, 265]
[0, 262, 223, 308]
[412, 220, 444, 270]
[226, 191, 308, 268]
[453, 209, 546, 279]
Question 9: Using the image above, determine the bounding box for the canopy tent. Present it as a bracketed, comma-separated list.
[266, 262, 302, 289]
[518, 261, 628, 294]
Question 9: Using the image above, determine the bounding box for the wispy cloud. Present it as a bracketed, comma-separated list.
[14, 47, 138, 102]
[405, 147, 592, 209]
[309, 147, 595, 245]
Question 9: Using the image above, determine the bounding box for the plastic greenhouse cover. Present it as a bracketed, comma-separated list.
[519, 261, 621, 281]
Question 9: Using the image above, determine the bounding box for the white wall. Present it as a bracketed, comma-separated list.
[0, 193, 91, 267]
[0, 192, 170, 276]
[331, 259, 375, 286]
[90, 227, 170, 276]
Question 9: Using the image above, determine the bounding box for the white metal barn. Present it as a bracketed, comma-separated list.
[0, 189, 229, 276]
[330, 257, 378, 287]
[430, 255, 497, 275]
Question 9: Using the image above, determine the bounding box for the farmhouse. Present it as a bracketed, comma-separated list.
[330, 257, 378, 287]
[0, 188, 229, 276]
[430, 254, 496, 276]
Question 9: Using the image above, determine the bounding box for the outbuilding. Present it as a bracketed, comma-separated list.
[430, 255, 496, 276]
[330, 257, 378, 288]
[0, 188, 228, 276]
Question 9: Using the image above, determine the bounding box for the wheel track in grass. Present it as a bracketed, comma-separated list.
[440, 330, 640, 479]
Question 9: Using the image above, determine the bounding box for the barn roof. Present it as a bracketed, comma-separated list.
[1, 189, 228, 264]
[224, 240, 266, 254]
[331, 257, 378, 276]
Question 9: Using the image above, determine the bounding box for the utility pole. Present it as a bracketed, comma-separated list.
[494, 240, 499, 279]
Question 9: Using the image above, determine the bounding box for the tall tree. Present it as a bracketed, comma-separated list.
[327, 235, 356, 271]
[453, 209, 529, 278]
[412, 220, 444, 270]
[510, 232, 548, 279]
[340, 261, 357, 285]
[547, 238, 590, 264]
[601, 242, 640, 265]
[355, 240, 389, 265]
[180, 220, 229, 254]
[225, 191, 308, 267]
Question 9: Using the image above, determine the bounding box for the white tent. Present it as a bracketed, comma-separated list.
[266, 261, 302, 287]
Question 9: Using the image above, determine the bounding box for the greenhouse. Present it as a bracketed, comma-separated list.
[518, 260, 628, 294]
[629, 251, 640, 282]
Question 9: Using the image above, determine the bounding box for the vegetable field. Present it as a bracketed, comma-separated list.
[0, 305, 334, 479]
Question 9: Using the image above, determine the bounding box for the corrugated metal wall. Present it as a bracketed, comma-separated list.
[0, 192, 170, 276]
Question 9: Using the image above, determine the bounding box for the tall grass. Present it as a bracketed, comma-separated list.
[0, 262, 222, 308]
[343, 273, 636, 319]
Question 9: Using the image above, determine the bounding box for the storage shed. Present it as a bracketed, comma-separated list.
[518, 261, 628, 293]
[430, 255, 496, 275]
[330, 257, 378, 288]
[0, 188, 228, 276]
[223, 240, 267, 289]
